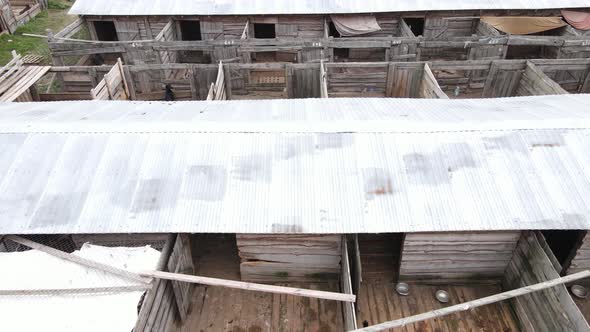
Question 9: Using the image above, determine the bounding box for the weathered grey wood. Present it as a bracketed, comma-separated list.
[141, 270, 356, 302]
[354, 270, 590, 332]
[135, 234, 176, 331]
[515, 62, 568, 96]
[237, 234, 341, 282]
[399, 231, 520, 283]
[503, 232, 590, 332]
[0, 285, 151, 296]
[222, 63, 233, 100]
[341, 237, 357, 331]
[167, 234, 194, 322]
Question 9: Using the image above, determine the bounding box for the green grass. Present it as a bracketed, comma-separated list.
[0, 0, 77, 65]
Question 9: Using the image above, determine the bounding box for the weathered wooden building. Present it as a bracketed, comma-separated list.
[0, 0, 45, 34]
[5, 57, 588, 102]
[2, 96, 590, 330]
[45, 0, 590, 67]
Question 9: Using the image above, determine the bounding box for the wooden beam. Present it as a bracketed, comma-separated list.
[0, 285, 151, 296]
[139, 270, 356, 303]
[5, 235, 150, 284]
[353, 270, 590, 332]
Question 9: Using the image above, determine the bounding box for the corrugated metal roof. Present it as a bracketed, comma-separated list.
[1, 96, 590, 234]
[69, 0, 590, 16]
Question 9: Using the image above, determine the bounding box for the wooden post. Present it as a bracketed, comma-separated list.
[223, 62, 233, 100]
[285, 63, 294, 98]
[353, 270, 590, 332]
[581, 69, 590, 94]
[123, 66, 137, 100]
[117, 58, 131, 100]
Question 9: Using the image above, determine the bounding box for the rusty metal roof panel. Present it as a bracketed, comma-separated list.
[1, 96, 590, 234]
[69, 0, 590, 16]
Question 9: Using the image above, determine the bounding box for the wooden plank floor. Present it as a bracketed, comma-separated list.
[357, 282, 521, 332]
[177, 234, 344, 331]
[178, 282, 344, 332]
[572, 295, 590, 324]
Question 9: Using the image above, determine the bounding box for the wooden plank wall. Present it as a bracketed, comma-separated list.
[135, 235, 178, 332]
[326, 63, 389, 97]
[503, 231, 590, 332]
[341, 237, 357, 331]
[90, 59, 130, 100]
[534, 59, 590, 93]
[515, 62, 569, 96]
[468, 21, 506, 82]
[424, 14, 478, 39]
[291, 63, 321, 98]
[236, 234, 342, 283]
[567, 233, 590, 275]
[362, 13, 400, 37]
[166, 234, 195, 322]
[482, 61, 527, 97]
[418, 63, 448, 98]
[276, 15, 324, 39]
[388, 62, 425, 98]
[399, 231, 521, 283]
[396, 19, 419, 61]
[420, 14, 477, 61]
[156, 20, 178, 66]
[135, 234, 196, 332]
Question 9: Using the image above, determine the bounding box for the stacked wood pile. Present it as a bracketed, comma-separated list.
[0, 51, 49, 102]
[504, 232, 590, 331]
[236, 234, 342, 283]
[135, 234, 195, 332]
[399, 231, 521, 283]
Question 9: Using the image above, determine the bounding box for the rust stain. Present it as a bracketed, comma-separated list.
[367, 179, 393, 196]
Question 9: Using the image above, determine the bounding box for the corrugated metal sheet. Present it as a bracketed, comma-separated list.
[1, 96, 590, 234]
[69, 0, 590, 16]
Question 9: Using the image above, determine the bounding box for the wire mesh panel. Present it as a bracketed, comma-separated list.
[0, 234, 166, 332]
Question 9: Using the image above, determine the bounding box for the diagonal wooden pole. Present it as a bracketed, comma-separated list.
[140, 270, 356, 302]
[353, 270, 590, 332]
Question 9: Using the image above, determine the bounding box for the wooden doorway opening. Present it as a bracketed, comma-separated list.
[93, 21, 118, 41]
[179, 20, 202, 41]
[254, 23, 276, 39]
[542, 230, 586, 274]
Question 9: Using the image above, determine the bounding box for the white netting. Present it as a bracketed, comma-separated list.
[0, 236, 161, 332]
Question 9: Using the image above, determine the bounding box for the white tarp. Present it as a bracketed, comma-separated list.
[331, 15, 381, 36]
[0, 244, 160, 332]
